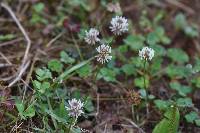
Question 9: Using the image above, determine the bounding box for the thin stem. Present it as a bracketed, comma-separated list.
[67, 117, 77, 133]
[47, 97, 58, 129]
[71, 33, 83, 61]
[143, 60, 149, 116]
[67, 121, 72, 133]
[131, 105, 135, 121]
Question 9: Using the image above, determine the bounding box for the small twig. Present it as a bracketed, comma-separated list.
[46, 32, 64, 47]
[0, 63, 12, 68]
[120, 117, 146, 133]
[103, 124, 107, 133]
[22, 51, 38, 102]
[0, 38, 23, 47]
[0, 75, 16, 82]
[9, 61, 30, 87]
[0, 52, 12, 65]
[1, 3, 31, 87]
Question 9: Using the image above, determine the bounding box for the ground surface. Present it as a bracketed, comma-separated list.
[0, 0, 200, 133]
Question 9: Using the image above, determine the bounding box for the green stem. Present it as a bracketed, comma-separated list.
[67, 118, 77, 133]
[143, 60, 149, 116]
[47, 97, 58, 129]
[67, 122, 72, 133]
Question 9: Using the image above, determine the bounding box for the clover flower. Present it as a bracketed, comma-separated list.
[65, 98, 84, 118]
[96, 44, 112, 64]
[84, 28, 100, 45]
[110, 16, 129, 35]
[139, 47, 155, 61]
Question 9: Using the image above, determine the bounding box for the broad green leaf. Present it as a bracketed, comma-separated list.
[48, 59, 63, 73]
[192, 76, 200, 88]
[170, 82, 192, 97]
[147, 32, 160, 45]
[185, 111, 198, 123]
[147, 27, 171, 45]
[60, 51, 75, 64]
[117, 45, 128, 53]
[76, 64, 92, 77]
[24, 106, 35, 118]
[97, 68, 116, 82]
[35, 68, 52, 81]
[167, 48, 189, 64]
[39, 82, 50, 93]
[41, 82, 50, 90]
[124, 35, 145, 50]
[56, 100, 69, 120]
[153, 106, 180, 133]
[33, 80, 41, 90]
[45, 109, 67, 123]
[15, 100, 25, 119]
[184, 26, 199, 38]
[149, 44, 166, 56]
[121, 64, 136, 76]
[150, 57, 163, 74]
[134, 76, 149, 89]
[33, 2, 45, 13]
[195, 119, 200, 127]
[130, 57, 143, 68]
[166, 65, 191, 79]
[154, 100, 169, 110]
[174, 13, 187, 29]
[176, 97, 193, 107]
[15, 101, 25, 114]
[84, 97, 95, 112]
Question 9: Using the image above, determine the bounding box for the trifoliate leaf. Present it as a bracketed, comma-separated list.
[48, 59, 63, 73]
[60, 51, 75, 64]
[176, 98, 193, 107]
[167, 48, 189, 64]
[185, 111, 198, 123]
[121, 64, 136, 76]
[170, 82, 192, 97]
[124, 35, 145, 50]
[134, 76, 149, 89]
[76, 64, 92, 77]
[154, 100, 170, 110]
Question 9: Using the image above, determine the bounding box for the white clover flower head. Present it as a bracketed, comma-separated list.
[84, 28, 100, 45]
[139, 47, 155, 61]
[65, 98, 84, 118]
[96, 44, 112, 64]
[110, 16, 129, 35]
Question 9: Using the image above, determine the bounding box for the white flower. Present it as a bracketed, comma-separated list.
[110, 16, 129, 35]
[65, 98, 84, 118]
[139, 47, 155, 61]
[84, 28, 100, 45]
[96, 44, 112, 64]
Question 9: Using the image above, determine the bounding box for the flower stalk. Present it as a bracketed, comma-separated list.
[143, 60, 149, 116]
